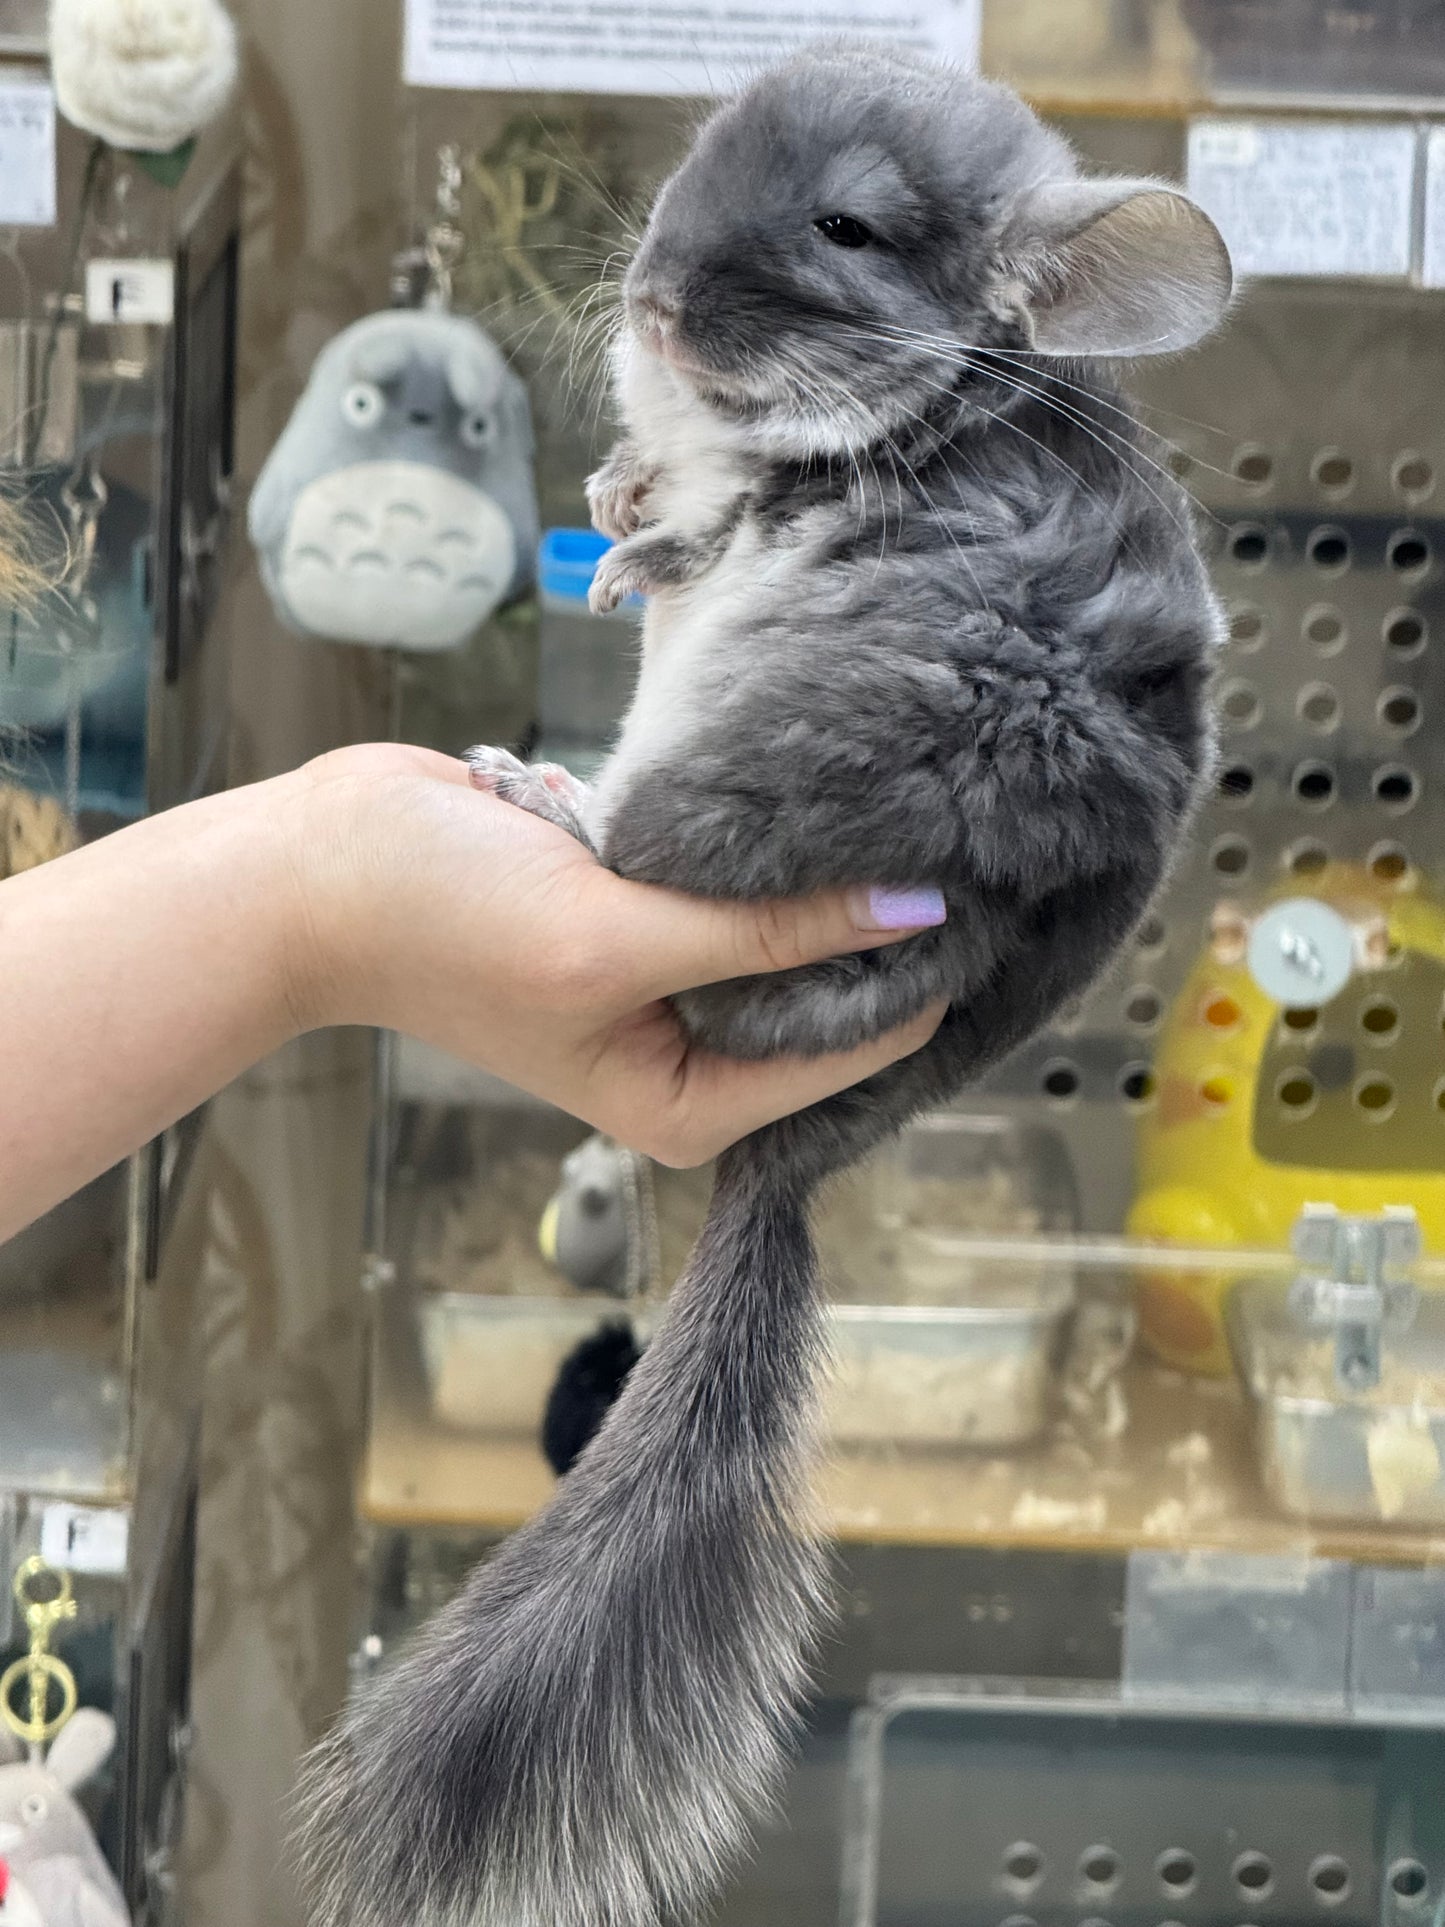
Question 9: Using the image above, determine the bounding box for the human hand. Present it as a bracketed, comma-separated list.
[278, 744, 947, 1166]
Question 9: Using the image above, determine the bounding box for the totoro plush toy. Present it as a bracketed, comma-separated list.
[248, 310, 538, 651]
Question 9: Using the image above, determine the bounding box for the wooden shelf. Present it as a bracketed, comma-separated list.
[361, 1294, 1445, 1569]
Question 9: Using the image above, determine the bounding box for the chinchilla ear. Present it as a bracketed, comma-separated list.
[1009, 178, 1232, 358]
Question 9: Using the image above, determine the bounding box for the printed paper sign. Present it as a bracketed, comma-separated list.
[1187, 118, 1416, 280]
[405, 0, 981, 95]
[0, 77, 56, 227]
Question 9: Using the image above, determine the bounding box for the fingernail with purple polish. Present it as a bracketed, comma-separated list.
[853, 886, 947, 931]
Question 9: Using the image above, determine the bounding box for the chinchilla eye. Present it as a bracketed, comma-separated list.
[460, 411, 492, 449]
[814, 213, 874, 249]
[342, 381, 384, 428]
[21, 1793, 48, 1825]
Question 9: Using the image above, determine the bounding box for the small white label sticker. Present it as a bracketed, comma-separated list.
[0, 77, 55, 227]
[85, 259, 175, 325]
[404, 0, 981, 96]
[39, 1504, 130, 1575]
[1187, 119, 1417, 280]
[1421, 126, 1445, 288]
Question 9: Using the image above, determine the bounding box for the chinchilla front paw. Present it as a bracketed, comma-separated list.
[464, 746, 593, 846]
[588, 540, 655, 614]
[586, 445, 657, 541]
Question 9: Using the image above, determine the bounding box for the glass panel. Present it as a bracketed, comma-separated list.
[0, 127, 237, 1502]
[0, 1165, 132, 1498]
[362, 74, 1445, 1741]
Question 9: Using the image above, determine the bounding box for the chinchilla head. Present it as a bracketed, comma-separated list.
[620, 40, 1232, 458]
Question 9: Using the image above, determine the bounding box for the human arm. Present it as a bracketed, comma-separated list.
[0, 743, 945, 1242]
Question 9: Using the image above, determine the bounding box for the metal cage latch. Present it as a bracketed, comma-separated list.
[1288, 1204, 1421, 1392]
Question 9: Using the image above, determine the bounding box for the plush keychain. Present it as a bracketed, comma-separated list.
[247, 310, 538, 651]
[0, 1561, 127, 1927]
[536, 1136, 653, 1475]
[0, 1717, 128, 1927]
[536, 1135, 643, 1299]
[50, 0, 238, 167]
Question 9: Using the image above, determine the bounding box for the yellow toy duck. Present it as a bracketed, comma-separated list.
[1129, 861, 1445, 1373]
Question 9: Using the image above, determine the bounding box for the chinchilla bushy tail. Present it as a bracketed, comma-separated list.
[293, 1137, 829, 1927]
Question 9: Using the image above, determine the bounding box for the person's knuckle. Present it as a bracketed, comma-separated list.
[747, 899, 805, 976]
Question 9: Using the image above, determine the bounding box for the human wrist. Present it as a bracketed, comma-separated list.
[250, 760, 371, 1037]
[261, 748, 448, 1038]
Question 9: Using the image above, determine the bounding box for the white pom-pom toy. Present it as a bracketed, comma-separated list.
[49, 0, 238, 153]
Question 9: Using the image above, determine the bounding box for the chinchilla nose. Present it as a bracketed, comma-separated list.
[630, 287, 683, 336]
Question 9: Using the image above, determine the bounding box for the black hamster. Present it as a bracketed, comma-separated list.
[297, 42, 1231, 1927]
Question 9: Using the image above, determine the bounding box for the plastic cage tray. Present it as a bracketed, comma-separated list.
[843, 1681, 1445, 1927]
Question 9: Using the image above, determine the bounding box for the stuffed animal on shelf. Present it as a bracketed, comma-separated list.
[537, 1135, 640, 1299]
[0, 1712, 128, 1927]
[248, 310, 538, 651]
[49, 0, 238, 155]
[536, 1135, 652, 1474]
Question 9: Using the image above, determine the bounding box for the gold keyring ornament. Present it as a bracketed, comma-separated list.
[1, 1557, 79, 1746]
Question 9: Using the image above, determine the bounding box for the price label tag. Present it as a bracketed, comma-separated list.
[39, 1505, 129, 1576]
[1187, 118, 1417, 280]
[85, 259, 176, 325]
[0, 77, 56, 227]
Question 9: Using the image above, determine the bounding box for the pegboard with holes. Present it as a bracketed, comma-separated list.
[966, 161, 1445, 1240]
[840, 1684, 1445, 1927]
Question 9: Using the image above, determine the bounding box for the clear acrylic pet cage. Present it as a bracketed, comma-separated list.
[0, 45, 241, 1921]
[359, 6, 1445, 1921]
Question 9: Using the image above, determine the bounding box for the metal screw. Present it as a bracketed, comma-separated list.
[1279, 926, 1326, 981]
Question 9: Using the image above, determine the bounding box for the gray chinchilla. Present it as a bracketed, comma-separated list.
[297, 41, 1231, 1927]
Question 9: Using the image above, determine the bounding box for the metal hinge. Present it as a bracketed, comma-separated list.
[1288, 1203, 1421, 1392]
